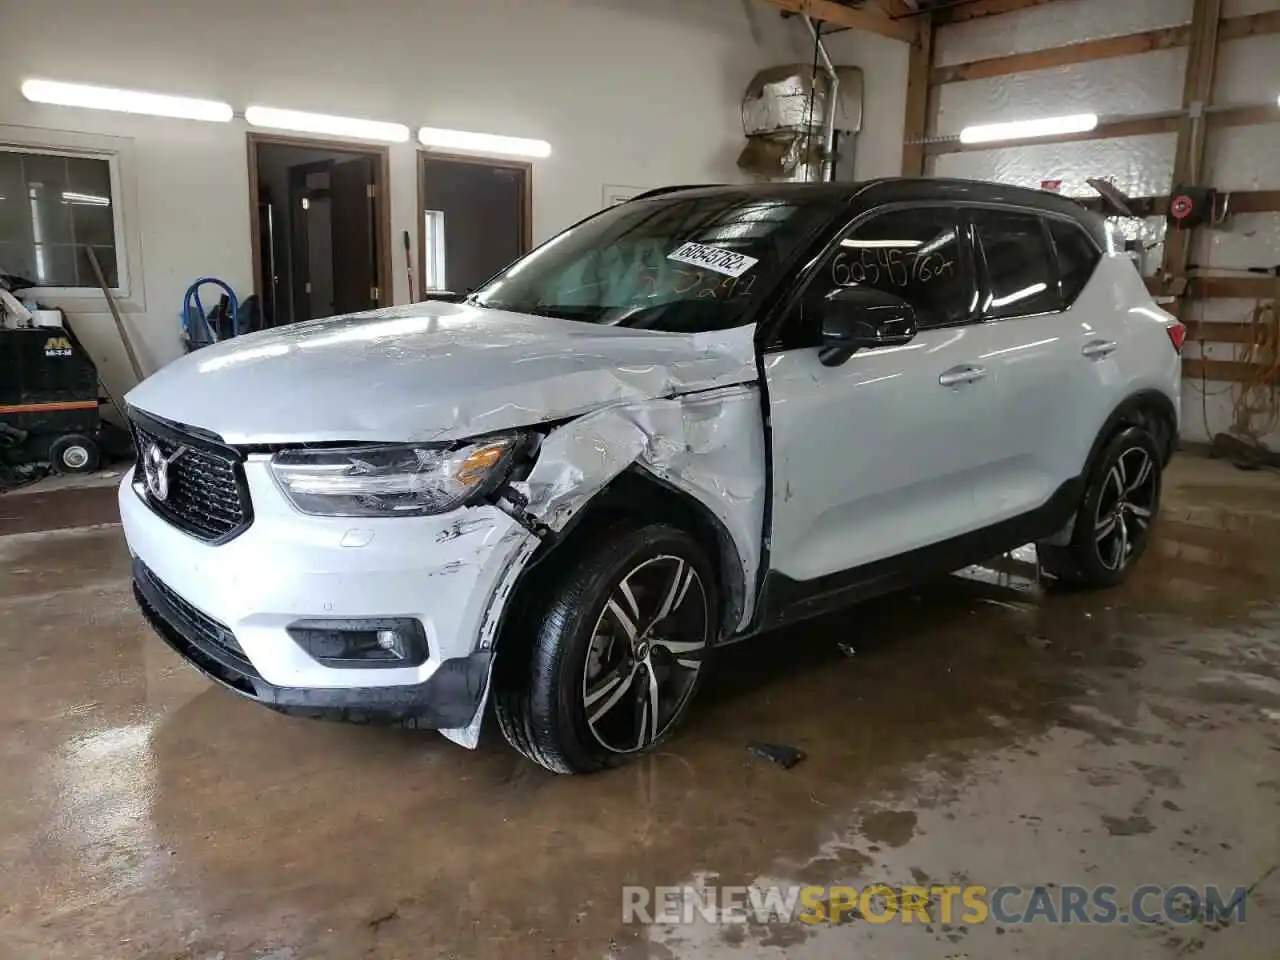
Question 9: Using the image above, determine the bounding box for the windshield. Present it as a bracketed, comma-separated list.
[470, 192, 838, 333]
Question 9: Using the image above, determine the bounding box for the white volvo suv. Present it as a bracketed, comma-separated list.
[122, 179, 1183, 773]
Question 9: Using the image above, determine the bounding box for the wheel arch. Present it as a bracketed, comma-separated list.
[510, 466, 749, 643]
[1084, 389, 1178, 478]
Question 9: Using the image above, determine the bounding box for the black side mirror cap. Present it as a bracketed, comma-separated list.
[819, 287, 918, 366]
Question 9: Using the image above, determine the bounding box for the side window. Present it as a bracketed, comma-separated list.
[792, 207, 971, 343]
[1050, 220, 1102, 305]
[972, 210, 1060, 319]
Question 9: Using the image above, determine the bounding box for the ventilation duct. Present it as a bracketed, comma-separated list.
[737, 63, 864, 182]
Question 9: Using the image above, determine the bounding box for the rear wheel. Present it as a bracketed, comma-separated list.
[494, 522, 717, 774]
[48, 433, 100, 475]
[1038, 426, 1162, 587]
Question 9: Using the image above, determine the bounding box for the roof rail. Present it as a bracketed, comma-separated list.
[626, 184, 727, 202]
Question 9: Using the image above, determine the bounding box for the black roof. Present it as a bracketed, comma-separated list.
[632, 177, 1107, 247]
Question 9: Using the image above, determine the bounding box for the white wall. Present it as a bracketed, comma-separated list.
[931, 0, 1280, 447]
[1, 0, 829, 400]
[823, 29, 911, 181]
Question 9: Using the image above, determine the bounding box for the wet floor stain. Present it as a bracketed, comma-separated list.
[0, 455, 1278, 959]
[1102, 814, 1156, 837]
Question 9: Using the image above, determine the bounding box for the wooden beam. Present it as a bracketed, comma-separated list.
[931, 11, 1280, 86]
[1079, 189, 1280, 218]
[1207, 103, 1280, 130]
[1218, 8, 1280, 40]
[934, 0, 1059, 25]
[1160, 0, 1223, 317]
[1223, 190, 1280, 214]
[872, 0, 916, 16]
[1186, 321, 1270, 344]
[1183, 358, 1280, 383]
[932, 26, 1190, 85]
[1147, 275, 1279, 299]
[761, 0, 915, 41]
[901, 14, 934, 176]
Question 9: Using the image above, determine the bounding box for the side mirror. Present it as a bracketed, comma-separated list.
[818, 287, 918, 367]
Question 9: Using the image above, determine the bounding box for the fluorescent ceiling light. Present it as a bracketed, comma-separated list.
[959, 113, 1098, 145]
[418, 126, 551, 158]
[246, 106, 410, 143]
[61, 191, 110, 206]
[841, 239, 923, 249]
[21, 79, 232, 122]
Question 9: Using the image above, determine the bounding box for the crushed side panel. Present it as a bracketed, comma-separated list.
[511, 384, 767, 632]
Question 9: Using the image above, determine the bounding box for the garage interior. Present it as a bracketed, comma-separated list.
[2, 0, 1279, 957]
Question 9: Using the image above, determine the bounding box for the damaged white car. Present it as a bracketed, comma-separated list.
[122, 179, 1183, 773]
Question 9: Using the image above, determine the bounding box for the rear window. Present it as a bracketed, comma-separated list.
[1050, 220, 1102, 305]
[972, 209, 1060, 319]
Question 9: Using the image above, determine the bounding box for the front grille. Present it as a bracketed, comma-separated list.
[130, 411, 252, 543]
[133, 558, 259, 680]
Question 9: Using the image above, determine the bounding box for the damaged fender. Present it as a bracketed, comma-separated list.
[510, 384, 767, 631]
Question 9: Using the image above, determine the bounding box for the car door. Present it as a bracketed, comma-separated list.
[968, 207, 1112, 515]
[764, 205, 1013, 586]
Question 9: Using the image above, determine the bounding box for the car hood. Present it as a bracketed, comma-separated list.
[125, 301, 759, 444]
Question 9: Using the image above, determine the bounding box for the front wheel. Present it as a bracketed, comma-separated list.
[1038, 425, 1163, 587]
[494, 522, 718, 774]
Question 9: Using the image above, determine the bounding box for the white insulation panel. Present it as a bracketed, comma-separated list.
[1214, 34, 1280, 105]
[936, 0, 1193, 67]
[1193, 214, 1280, 271]
[934, 50, 1187, 137]
[1207, 126, 1280, 191]
[932, 133, 1176, 198]
[1222, 0, 1280, 17]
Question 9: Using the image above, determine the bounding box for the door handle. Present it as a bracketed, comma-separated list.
[938, 364, 989, 387]
[1082, 339, 1118, 360]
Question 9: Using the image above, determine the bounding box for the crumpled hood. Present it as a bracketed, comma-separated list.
[125, 301, 759, 444]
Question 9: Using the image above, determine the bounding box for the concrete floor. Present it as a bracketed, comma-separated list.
[0, 455, 1277, 960]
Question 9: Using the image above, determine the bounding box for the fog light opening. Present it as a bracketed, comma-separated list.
[286, 618, 428, 669]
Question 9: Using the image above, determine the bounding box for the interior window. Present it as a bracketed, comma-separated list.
[782, 207, 971, 347]
[0, 148, 120, 289]
[1050, 219, 1101, 306]
[973, 210, 1059, 319]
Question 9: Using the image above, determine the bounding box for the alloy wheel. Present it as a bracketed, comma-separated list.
[1094, 446, 1157, 571]
[581, 555, 709, 754]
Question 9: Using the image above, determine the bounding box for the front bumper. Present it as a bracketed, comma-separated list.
[120, 460, 538, 730]
[133, 557, 493, 724]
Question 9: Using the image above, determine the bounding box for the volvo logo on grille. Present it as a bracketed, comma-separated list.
[142, 442, 186, 502]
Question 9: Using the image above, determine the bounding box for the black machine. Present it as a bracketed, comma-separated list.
[0, 322, 103, 476]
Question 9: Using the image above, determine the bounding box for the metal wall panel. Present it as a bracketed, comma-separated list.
[935, 0, 1193, 67]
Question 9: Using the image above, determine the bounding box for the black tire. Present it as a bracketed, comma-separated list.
[1038, 425, 1163, 588]
[48, 433, 101, 475]
[493, 522, 718, 774]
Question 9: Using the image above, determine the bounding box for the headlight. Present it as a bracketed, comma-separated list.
[270, 435, 521, 517]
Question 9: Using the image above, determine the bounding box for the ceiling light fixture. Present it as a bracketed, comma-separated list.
[21, 79, 233, 122]
[61, 191, 111, 206]
[418, 126, 551, 158]
[959, 113, 1098, 145]
[246, 106, 410, 143]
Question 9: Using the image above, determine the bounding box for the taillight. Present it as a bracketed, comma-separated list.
[1166, 322, 1187, 353]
